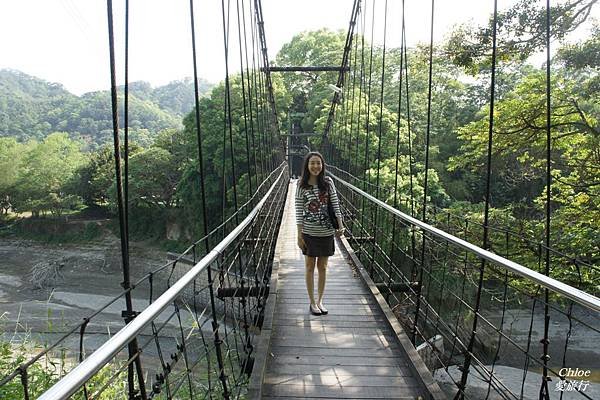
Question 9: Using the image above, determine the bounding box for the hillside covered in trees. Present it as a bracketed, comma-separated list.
[0, 69, 213, 148]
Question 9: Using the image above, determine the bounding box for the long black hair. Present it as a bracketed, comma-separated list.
[299, 151, 328, 191]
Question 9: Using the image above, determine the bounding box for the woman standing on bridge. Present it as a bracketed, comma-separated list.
[295, 152, 344, 315]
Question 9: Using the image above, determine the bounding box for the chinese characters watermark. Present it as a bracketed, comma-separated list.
[555, 368, 592, 392]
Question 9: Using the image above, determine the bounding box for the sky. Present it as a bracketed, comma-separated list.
[1, 0, 597, 95]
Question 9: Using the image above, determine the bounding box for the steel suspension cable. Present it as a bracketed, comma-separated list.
[390, 0, 407, 289]
[254, 21, 269, 174]
[254, 0, 281, 144]
[456, 0, 499, 398]
[123, 0, 132, 395]
[345, 26, 358, 169]
[218, 3, 245, 388]
[232, 0, 254, 372]
[236, 0, 254, 198]
[359, 0, 376, 255]
[323, 0, 360, 161]
[391, 19, 419, 283]
[401, 15, 418, 284]
[371, 0, 388, 274]
[241, 0, 259, 196]
[323, 0, 361, 141]
[250, 1, 266, 181]
[222, 0, 240, 219]
[124, 0, 130, 249]
[341, 43, 352, 170]
[412, 0, 435, 344]
[354, 4, 367, 177]
[188, 0, 210, 255]
[541, 0, 553, 397]
[252, 0, 274, 171]
[188, 0, 230, 397]
[347, 16, 361, 173]
[403, 30, 415, 219]
[221, 0, 232, 232]
[362, 0, 376, 186]
[105, 1, 146, 398]
[374, 0, 387, 200]
[392, 0, 405, 211]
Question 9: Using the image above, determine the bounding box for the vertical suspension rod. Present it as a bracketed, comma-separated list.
[412, 0, 435, 345]
[456, 0, 499, 398]
[189, 0, 229, 398]
[106, 1, 147, 398]
[323, 0, 362, 138]
[540, 0, 553, 398]
[254, 0, 280, 137]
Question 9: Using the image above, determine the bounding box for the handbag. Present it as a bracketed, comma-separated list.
[326, 184, 340, 229]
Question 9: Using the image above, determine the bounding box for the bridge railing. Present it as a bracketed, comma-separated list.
[330, 171, 600, 400]
[1, 164, 288, 400]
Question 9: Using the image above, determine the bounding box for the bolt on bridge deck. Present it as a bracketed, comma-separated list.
[249, 180, 444, 399]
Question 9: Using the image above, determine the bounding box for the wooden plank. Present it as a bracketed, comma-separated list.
[263, 374, 420, 387]
[272, 314, 387, 322]
[275, 290, 372, 296]
[262, 397, 415, 400]
[262, 398, 414, 400]
[273, 325, 394, 336]
[267, 354, 408, 367]
[278, 275, 358, 278]
[276, 283, 367, 288]
[271, 319, 390, 329]
[276, 290, 372, 296]
[262, 384, 421, 399]
[268, 346, 402, 357]
[265, 363, 412, 377]
[269, 335, 403, 348]
[273, 305, 385, 316]
[272, 297, 377, 305]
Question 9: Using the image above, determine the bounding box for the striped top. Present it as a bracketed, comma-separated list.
[295, 176, 342, 237]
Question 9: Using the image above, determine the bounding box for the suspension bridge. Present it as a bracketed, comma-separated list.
[1, 0, 599, 399]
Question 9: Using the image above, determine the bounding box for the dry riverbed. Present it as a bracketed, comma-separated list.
[0, 235, 173, 346]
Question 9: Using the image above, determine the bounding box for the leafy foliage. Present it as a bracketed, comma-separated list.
[447, 68, 599, 264]
[444, 0, 598, 71]
[10, 133, 85, 216]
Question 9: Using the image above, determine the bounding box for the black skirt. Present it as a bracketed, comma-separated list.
[302, 233, 335, 257]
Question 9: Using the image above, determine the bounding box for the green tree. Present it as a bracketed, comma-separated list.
[13, 133, 85, 216]
[72, 144, 115, 207]
[0, 138, 30, 214]
[275, 29, 346, 132]
[444, 0, 598, 71]
[129, 147, 181, 209]
[448, 68, 599, 264]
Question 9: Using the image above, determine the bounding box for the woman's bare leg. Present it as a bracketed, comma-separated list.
[316, 256, 328, 304]
[305, 256, 317, 305]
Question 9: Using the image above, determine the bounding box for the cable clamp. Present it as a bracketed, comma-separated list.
[121, 310, 140, 322]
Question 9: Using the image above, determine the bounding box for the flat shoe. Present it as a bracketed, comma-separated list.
[317, 303, 328, 315]
[309, 304, 322, 315]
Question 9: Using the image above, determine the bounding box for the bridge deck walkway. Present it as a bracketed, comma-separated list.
[253, 180, 436, 399]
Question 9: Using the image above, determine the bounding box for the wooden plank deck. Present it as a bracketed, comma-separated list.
[249, 180, 443, 399]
